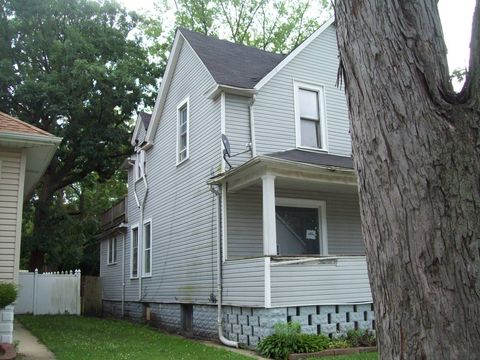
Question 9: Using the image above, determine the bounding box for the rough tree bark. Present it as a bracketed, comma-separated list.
[334, 1, 480, 358]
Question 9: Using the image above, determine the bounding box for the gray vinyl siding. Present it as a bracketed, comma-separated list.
[227, 187, 263, 258]
[0, 148, 22, 283]
[224, 94, 252, 167]
[122, 40, 221, 304]
[223, 257, 264, 307]
[270, 257, 372, 306]
[99, 236, 123, 301]
[227, 186, 363, 258]
[254, 25, 351, 157]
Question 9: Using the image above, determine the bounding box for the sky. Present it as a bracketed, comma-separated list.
[120, 0, 476, 87]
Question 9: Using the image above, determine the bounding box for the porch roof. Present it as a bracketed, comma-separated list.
[209, 150, 356, 192]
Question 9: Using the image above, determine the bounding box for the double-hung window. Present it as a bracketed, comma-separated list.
[143, 221, 152, 276]
[295, 82, 327, 150]
[177, 98, 189, 164]
[107, 237, 117, 265]
[131, 226, 139, 278]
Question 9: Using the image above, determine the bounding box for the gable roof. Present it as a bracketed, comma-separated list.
[179, 28, 286, 89]
[143, 17, 335, 145]
[0, 111, 55, 138]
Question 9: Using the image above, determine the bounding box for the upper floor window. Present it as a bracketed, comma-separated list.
[294, 82, 327, 151]
[177, 97, 189, 164]
[107, 237, 117, 265]
[134, 150, 146, 180]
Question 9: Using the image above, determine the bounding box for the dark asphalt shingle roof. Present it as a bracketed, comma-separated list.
[179, 28, 286, 89]
[266, 149, 354, 169]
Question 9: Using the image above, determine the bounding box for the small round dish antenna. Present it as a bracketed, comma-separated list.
[221, 134, 231, 157]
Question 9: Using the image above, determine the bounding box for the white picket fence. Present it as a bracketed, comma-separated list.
[15, 269, 81, 315]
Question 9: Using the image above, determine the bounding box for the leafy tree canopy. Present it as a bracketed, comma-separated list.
[0, 0, 159, 270]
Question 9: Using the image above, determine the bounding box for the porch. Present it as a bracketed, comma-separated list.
[211, 150, 372, 308]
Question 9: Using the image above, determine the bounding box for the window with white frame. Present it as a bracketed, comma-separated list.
[107, 237, 117, 265]
[143, 221, 152, 276]
[295, 82, 327, 150]
[177, 98, 189, 164]
[134, 150, 146, 180]
[131, 226, 139, 278]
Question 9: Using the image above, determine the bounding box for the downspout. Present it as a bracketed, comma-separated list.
[248, 94, 257, 157]
[133, 159, 148, 302]
[210, 184, 239, 348]
[121, 230, 126, 317]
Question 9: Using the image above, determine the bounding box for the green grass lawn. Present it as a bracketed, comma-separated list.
[307, 352, 378, 360]
[17, 315, 254, 360]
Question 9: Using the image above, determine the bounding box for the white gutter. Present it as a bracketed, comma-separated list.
[0, 131, 62, 145]
[248, 95, 257, 157]
[210, 185, 238, 348]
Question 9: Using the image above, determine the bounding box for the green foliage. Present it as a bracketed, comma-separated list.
[17, 315, 251, 360]
[0, 0, 156, 270]
[0, 283, 17, 308]
[328, 339, 352, 349]
[257, 322, 330, 360]
[144, 0, 332, 56]
[344, 330, 376, 347]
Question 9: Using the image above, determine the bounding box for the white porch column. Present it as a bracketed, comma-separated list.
[262, 175, 277, 255]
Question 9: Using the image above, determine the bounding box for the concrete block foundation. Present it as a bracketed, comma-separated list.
[102, 300, 375, 349]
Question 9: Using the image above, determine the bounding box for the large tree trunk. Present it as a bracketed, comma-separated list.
[334, 1, 480, 358]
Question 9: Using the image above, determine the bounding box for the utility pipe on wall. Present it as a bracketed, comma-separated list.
[248, 95, 257, 157]
[133, 150, 148, 302]
[210, 184, 238, 348]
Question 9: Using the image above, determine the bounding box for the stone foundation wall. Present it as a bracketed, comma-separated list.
[102, 300, 375, 348]
[0, 305, 14, 343]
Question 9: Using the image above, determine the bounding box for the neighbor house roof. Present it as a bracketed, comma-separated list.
[0, 111, 54, 138]
[0, 111, 61, 196]
[179, 28, 286, 89]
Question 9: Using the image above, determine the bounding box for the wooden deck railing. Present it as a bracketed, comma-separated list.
[100, 197, 127, 231]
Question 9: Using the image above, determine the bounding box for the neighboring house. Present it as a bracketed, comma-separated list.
[100, 18, 374, 348]
[0, 112, 61, 342]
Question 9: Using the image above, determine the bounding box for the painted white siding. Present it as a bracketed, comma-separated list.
[271, 257, 372, 306]
[0, 148, 23, 283]
[254, 25, 351, 157]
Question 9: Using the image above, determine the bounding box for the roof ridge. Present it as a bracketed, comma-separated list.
[177, 27, 287, 58]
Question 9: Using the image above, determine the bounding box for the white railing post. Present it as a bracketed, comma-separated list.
[33, 268, 38, 315]
[262, 175, 277, 255]
[76, 269, 81, 315]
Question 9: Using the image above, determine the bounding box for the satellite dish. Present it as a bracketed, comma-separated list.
[221, 134, 231, 157]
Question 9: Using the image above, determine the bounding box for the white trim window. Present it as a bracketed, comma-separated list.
[177, 97, 189, 164]
[134, 150, 146, 181]
[143, 220, 152, 277]
[107, 237, 117, 265]
[294, 82, 327, 151]
[131, 226, 139, 278]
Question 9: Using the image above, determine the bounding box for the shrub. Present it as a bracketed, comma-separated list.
[257, 322, 330, 360]
[344, 329, 377, 347]
[0, 283, 17, 308]
[328, 339, 352, 349]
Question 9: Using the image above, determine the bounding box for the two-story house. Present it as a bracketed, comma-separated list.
[99, 18, 375, 348]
